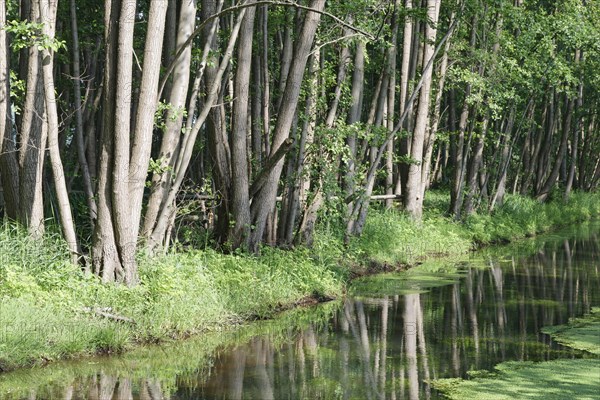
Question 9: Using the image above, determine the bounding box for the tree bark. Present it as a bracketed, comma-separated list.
[143, 0, 197, 237]
[0, 0, 19, 220]
[19, 1, 47, 236]
[229, 1, 256, 249]
[70, 0, 97, 222]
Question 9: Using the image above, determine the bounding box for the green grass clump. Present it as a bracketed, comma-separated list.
[350, 210, 472, 266]
[0, 227, 345, 371]
[465, 192, 600, 245]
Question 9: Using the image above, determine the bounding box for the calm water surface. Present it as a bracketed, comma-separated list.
[1, 223, 599, 399]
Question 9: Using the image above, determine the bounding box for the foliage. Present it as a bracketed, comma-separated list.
[4, 20, 66, 52]
[349, 208, 472, 266]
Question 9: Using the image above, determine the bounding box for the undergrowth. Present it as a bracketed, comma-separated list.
[0, 191, 598, 371]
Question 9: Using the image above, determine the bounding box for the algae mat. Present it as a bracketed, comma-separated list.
[542, 307, 600, 355]
[432, 359, 599, 400]
[433, 308, 600, 399]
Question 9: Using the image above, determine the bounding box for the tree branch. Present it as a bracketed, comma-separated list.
[158, 0, 374, 99]
[250, 138, 294, 198]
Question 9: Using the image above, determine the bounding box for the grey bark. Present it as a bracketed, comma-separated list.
[229, 1, 256, 249]
[0, 0, 19, 220]
[70, 0, 97, 221]
[404, 0, 441, 220]
[39, 0, 80, 262]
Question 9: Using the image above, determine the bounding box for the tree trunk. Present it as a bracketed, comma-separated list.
[93, 0, 122, 282]
[39, 0, 80, 263]
[149, 3, 245, 250]
[70, 0, 97, 222]
[536, 95, 574, 202]
[404, 0, 440, 220]
[0, 0, 19, 220]
[128, 0, 169, 243]
[19, 1, 47, 236]
[143, 0, 197, 237]
[229, 1, 256, 249]
[396, 0, 414, 197]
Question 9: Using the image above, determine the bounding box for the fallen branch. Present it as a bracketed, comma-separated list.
[82, 307, 136, 325]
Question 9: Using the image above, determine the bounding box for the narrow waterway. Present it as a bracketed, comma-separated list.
[1, 222, 599, 399]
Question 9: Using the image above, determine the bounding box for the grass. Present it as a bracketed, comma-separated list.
[0, 236, 344, 371]
[462, 192, 600, 244]
[0, 191, 599, 372]
[0, 301, 342, 399]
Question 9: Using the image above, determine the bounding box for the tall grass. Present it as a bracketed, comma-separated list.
[0, 227, 344, 371]
[465, 192, 600, 244]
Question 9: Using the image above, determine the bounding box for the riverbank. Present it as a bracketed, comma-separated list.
[1, 191, 599, 372]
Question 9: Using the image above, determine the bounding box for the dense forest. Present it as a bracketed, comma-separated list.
[0, 0, 598, 286]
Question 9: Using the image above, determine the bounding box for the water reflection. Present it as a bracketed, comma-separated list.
[1, 225, 599, 399]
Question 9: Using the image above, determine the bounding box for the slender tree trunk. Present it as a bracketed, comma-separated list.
[110, 0, 139, 284]
[344, 42, 365, 214]
[449, 15, 477, 218]
[39, 0, 80, 262]
[93, 0, 122, 282]
[294, 54, 319, 245]
[396, 0, 413, 196]
[0, 0, 19, 220]
[536, 95, 574, 202]
[463, 114, 489, 216]
[421, 7, 455, 199]
[404, 0, 440, 220]
[70, 0, 97, 221]
[19, 1, 47, 236]
[565, 51, 583, 199]
[143, 0, 197, 237]
[149, 4, 246, 250]
[386, 3, 400, 209]
[229, 1, 256, 249]
[128, 0, 169, 244]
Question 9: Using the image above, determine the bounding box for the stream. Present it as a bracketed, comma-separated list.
[1, 222, 599, 399]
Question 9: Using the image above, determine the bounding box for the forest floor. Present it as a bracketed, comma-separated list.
[0, 191, 599, 372]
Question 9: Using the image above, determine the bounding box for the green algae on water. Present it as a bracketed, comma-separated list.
[541, 307, 600, 355]
[433, 307, 600, 399]
[431, 359, 600, 400]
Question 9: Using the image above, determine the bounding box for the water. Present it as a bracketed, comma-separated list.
[1, 223, 599, 399]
